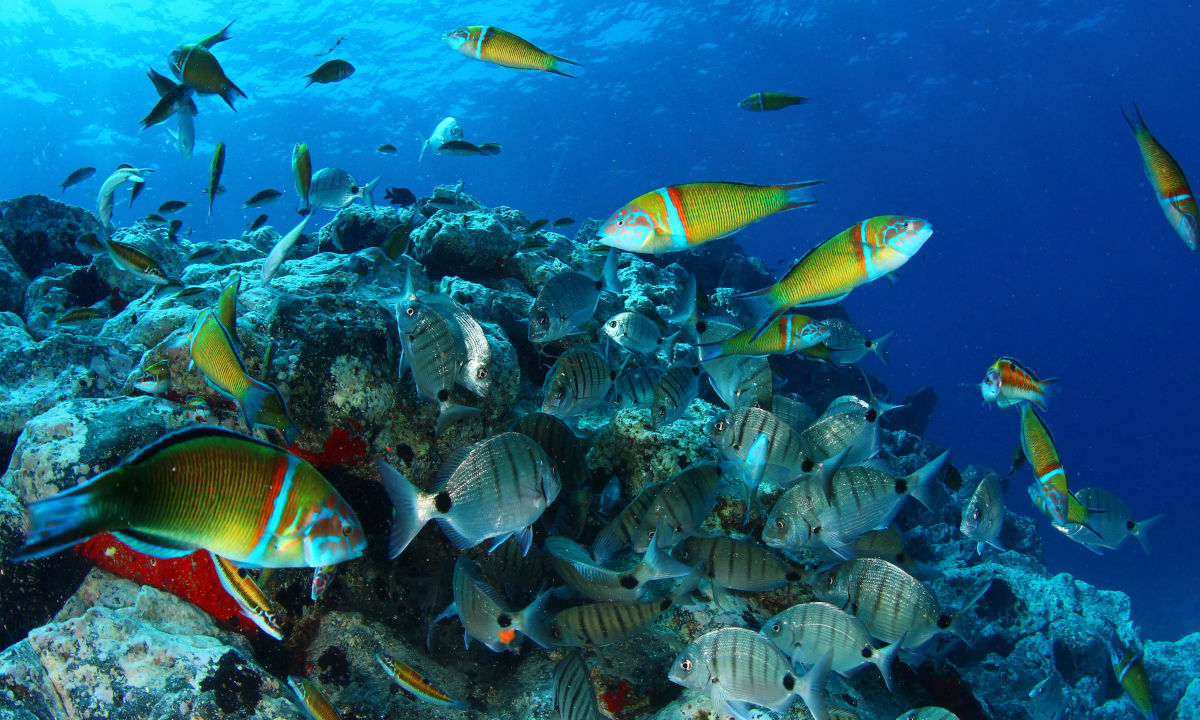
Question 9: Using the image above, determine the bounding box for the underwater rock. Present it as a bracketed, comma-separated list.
[410, 206, 525, 281]
[588, 402, 723, 497]
[0, 195, 100, 278]
[1140, 632, 1200, 719]
[0, 243, 26, 316]
[883, 384, 939, 437]
[318, 203, 408, 254]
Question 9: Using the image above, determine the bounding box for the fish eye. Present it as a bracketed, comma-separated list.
[537, 314, 549, 326]
[774, 518, 785, 530]
[648, 528, 656, 539]
[972, 509, 982, 521]
[477, 368, 488, 379]
[342, 525, 353, 536]
[771, 623, 781, 633]
[825, 575, 834, 587]
[608, 320, 617, 328]
[715, 420, 725, 431]
[554, 388, 565, 400]
[680, 659, 693, 672]
[405, 306, 415, 317]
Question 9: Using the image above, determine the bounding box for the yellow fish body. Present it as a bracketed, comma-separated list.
[188, 308, 274, 431]
[1124, 103, 1198, 251]
[445, 26, 579, 77]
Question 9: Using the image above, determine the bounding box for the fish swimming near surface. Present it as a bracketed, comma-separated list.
[669, 627, 831, 720]
[211, 554, 284, 640]
[206, 141, 225, 220]
[375, 653, 465, 709]
[553, 217, 575, 228]
[169, 34, 246, 110]
[739, 91, 808, 111]
[248, 214, 268, 231]
[419, 117, 462, 162]
[598, 181, 823, 255]
[304, 59, 355, 87]
[697, 314, 829, 361]
[733, 215, 933, 336]
[1123, 103, 1198, 251]
[1020, 404, 1102, 535]
[287, 676, 342, 720]
[158, 200, 188, 214]
[379, 432, 561, 557]
[59, 166, 95, 192]
[980, 357, 1060, 410]
[377, 144, 397, 154]
[308, 167, 379, 210]
[139, 82, 196, 130]
[529, 270, 604, 342]
[960, 472, 1006, 554]
[1055, 487, 1162, 555]
[1111, 644, 1159, 719]
[444, 25, 580, 77]
[243, 189, 282, 208]
[145, 67, 199, 158]
[760, 601, 901, 694]
[438, 140, 502, 156]
[13, 425, 366, 568]
[293, 143, 312, 215]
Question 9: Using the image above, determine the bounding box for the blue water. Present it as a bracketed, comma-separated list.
[4, 0, 1198, 640]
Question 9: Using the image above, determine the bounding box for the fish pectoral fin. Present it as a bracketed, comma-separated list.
[714, 691, 753, 720]
[109, 530, 198, 559]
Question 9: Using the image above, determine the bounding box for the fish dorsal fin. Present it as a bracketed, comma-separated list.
[121, 425, 272, 467]
[434, 445, 476, 491]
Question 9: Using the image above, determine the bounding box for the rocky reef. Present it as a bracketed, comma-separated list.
[0, 191, 1196, 720]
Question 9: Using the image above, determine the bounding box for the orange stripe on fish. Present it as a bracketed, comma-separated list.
[1123, 102, 1198, 250]
[375, 653, 466, 709]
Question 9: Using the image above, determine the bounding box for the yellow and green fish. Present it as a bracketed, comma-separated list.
[169, 22, 245, 110]
[1111, 644, 1158, 719]
[293, 143, 312, 216]
[980, 357, 1060, 410]
[1123, 103, 1197, 251]
[697, 314, 829, 361]
[211, 553, 284, 640]
[375, 653, 466, 709]
[738, 91, 807, 112]
[188, 308, 274, 431]
[14, 425, 366, 568]
[733, 215, 932, 335]
[598, 181, 823, 255]
[288, 676, 342, 720]
[445, 25, 580, 77]
[1020, 404, 1101, 536]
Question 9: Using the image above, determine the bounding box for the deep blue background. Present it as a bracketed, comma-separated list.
[3, 1, 1197, 639]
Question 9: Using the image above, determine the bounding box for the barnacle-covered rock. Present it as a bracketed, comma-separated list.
[0, 194, 101, 278]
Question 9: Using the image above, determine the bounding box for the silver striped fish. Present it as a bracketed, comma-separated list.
[668, 627, 831, 720]
[612, 366, 664, 410]
[1055, 486, 1161, 554]
[546, 535, 690, 603]
[529, 270, 603, 343]
[592, 483, 662, 562]
[700, 320, 773, 410]
[817, 319, 894, 366]
[651, 362, 701, 428]
[675, 535, 802, 593]
[634, 464, 721, 551]
[535, 595, 675, 647]
[705, 406, 837, 489]
[603, 311, 669, 355]
[801, 393, 901, 465]
[771, 394, 817, 431]
[553, 651, 603, 720]
[380, 432, 561, 557]
[510, 412, 590, 539]
[437, 556, 550, 653]
[542, 345, 613, 419]
[422, 293, 494, 398]
[760, 601, 900, 693]
[960, 472, 1006, 555]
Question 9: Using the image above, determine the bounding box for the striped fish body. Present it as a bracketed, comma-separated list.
[423, 294, 493, 398]
[706, 355, 773, 409]
[813, 558, 945, 647]
[553, 651, 603, 720]
[771, 395, 817, 430]
[293, 143, 312, 214]
[599, 181, 822, 255]
[818, 319, 893, 365]
[188, 309, 274, 430]
[529, 271, 603, 342]
[651, 363, 701, 427]
[396, 296, 465, 405]
[763, 475, 832, 549]
[1112, 647, 1157, 719]
[734, 216, 932, 333]
[898, 708, 961, 720]
[704, 407, 812, 482]
[542, 346, 613, 418]
[543, 596, 673, 647]
[450, 556, 534, 652]
[801, 396, 881, 465]
[592, 483, 662, 562]
[603, 311, 666, 354]
[212, 554, 283, 639]
[1058, 487, 1160, 553]
[761, 601, 895, 687]
[612, 366, 664, 409]
[101, 236, 170, 284]
[254, 381, 300, 445]
[698, 315, 829, 361]
[445, 26, 579, 77]
[676, 535, 800, 592]
[15, 426, 366, 567]
[1020, 405, 1091, 527]
[288, 676, 342, 720]
[1124, 103, 1198, 250]
[217, 273, 242, 349]
[634, 464, 721, 551]
[509, 412, 589, 489]
[980, 357, 1059, 410]
[376, 653, 465, 709]
[207, 141, 225, 219]
[547, 535, 686, 602]
[960, 473, 1005, 553]
[309, 168, 373, 210]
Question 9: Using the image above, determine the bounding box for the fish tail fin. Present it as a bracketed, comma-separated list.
[696, 341, 723, 363]
[602, 248, 623, 296]
[513, 588, 557, 648]
[547, 56, 581, 78]
[418, 141, 428, 163]
[362, 175, 381, 208]
[1130, 514, 1163, 555]
[870, 330, 895, 365]
[907, 450, 950, 511]
[238, 377, 274, 430]
[874, 633, 904, 695]
[435, 403, 481, 436]
[11, 478, 117, 561]
[377, 460, 431, 558]
[793, 649, 831, 720]
[219, 80, 247, 110]
[779, 180, 825, 211]
[665, 272, 697, 326]
[1033, 378, 1062, 410]
[731, 285, 786, 341]
[642, 534, 692, 580]
[948, 579, 993, 643]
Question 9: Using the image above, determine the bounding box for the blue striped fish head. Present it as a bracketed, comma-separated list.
[979, 366, 1002, 403]
[763, 501, 813, 548]
[879, 215, 933, 258]
[701, 412, 735, 454]
[298, 491, 367, 566]
[444, 27, 473, 53]
[1027, 482, 1068, 525]
[598, 203, 657, 253]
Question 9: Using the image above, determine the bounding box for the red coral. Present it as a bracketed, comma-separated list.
[600, 679, 633, 716]
[288, 423, 367, 470]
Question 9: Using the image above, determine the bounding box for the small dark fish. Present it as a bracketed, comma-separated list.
[207, 141, 226, 220]
[524, 218, 549, 233]
[158, 200, 188, 214]
[552, 217, 575, 228]
[142, 213, 168, 226]
[187, 244, 221, 261]
[168, 219, 184, 241]
[305, 59, 355, 87]
[243, 189, 282, 208]
[377, 144, 397, 154]
[1008, 445, 1026, 476]
[384, 187, 417, 206]
[59, 166, 96, 192]
[314, 36, 345, 56]
[56, 306, 106, 326]
[518, 239, 551, 252]
[739, 91, 808, 112]
[138, 83, 194, 130]
[248, 214, 268, 231]
[128, 179, 145, 209]
[438, 140, 502, 156]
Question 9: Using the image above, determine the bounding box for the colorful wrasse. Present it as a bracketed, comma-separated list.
[739, 91, 807, 112]
[598, 181, 823, 255]
[980, 357, 1059, 410]
[375, 653, 466, 709]
[310, 564, 336, 601]
[217, 272, 242, 349]
[697, 314, 828, 361]
[207, 141, 226, 220]
[1111, 645, 1158, 719]
[100, 235, 171, 285]
[445, 26, 579, 77]
[170, 43, 246, 110]
[14, 425, 366, 568]
[733, 216, 932, 336]
[1020, 404, 1100, 534]
[132, 359, 171, 395]
[211, 553, 284, 639]
[293, 143, 312, 215]
[288, 676, 342, 720]
[188, 308, 274, 431]
[1123, 103, 1198, 251]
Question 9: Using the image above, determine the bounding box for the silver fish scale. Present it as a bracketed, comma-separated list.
[542, 346, 612, 418]
[1058, 487, 1137, 549]
[553, 651, 603, 720]
[593, 483, 662, 560]
[763, 475, 828, 548]
[453, 557, 520, 652]
[819, 319, 869, 351]
[679, 628, 796, 711]
[510, 412, 588, 490]
[546, 536, 647, 602]
[680, 536, 796, 591]
[635, 465, 721, 551]
[613, 366, 663, 409]
[437, 433, 561, 546]
[530, 271, 602, 342]
[814, 557, 943, 647]
[397, 299, 463, 403]
[604, 311, 663, 354]
[652, 364, 700, 427]
[424, 294, 493, 398]
[816, 465, 914, 543]
[771, 395, 817, 430]
[961, 474, 1004, 545]
[547, 596, 672, 647]
[700, 320, 773, 409]
[309, 167, 358, 209]
[801, 399, 878, 463]
[707, 407, 810, 470]
[762, 601, 878, 675]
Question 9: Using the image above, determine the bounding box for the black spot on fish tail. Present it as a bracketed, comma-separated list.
[1126, 520, 1135, 531]
[619, 574, 639, 589]
[695, 321, 707, 334]
[785, 571, 801, 582]
[895, 478, 908, 495]
[937, 614, 952, 629]
[782, 674, 796, 691]
[659, 597, 673, 611]
[437, 389, 450, 402]
[861, 645, 873, 659]
[865, 408, 877, 422]
[801, 459, 814, 473]
[434, 492, 453, 513]
[497, 613, 512, 628]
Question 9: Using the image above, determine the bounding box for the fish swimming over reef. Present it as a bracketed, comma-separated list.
[375, 653, 465, 709]
[97, 165, 153, 229]
[293, 143, 312, 215]
[960, 472, 1005, 554]
[1055, 487, 1161, 554]
[760, 601, 900, 694]
[438, 140, 502, 156]
[1111, 643, 1159, 719]
[308, 167, 379, 210]
[59, 166, 95, 192]
[529, 270, 604, 342]
[445, 25, 580, 77]
[1123, 102, 1198, 251]
[14, 425, 366, 568]
[288, 676, 342, 720]
[206, 141, 225, 220]
[697, 314, 829, 360]
[1020, 404, 1101, 534]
